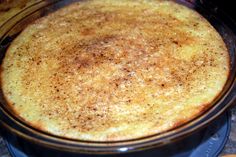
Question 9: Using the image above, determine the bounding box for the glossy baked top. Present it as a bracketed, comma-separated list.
[1, 0, 229, 141]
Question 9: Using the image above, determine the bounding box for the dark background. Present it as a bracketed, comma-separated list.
[210, 0, 236, 21]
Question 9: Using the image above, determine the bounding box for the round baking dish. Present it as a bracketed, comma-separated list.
[0, 0, 236, 155]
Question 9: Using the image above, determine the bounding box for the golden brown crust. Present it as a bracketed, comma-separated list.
[1, 0, 229, 141]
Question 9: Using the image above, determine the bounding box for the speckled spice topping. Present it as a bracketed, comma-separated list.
[1, 0, 229, 141]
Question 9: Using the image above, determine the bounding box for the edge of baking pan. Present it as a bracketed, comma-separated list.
[0, 0, 236, 154]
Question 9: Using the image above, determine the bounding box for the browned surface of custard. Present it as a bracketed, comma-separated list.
[1, 0, 229, 141]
